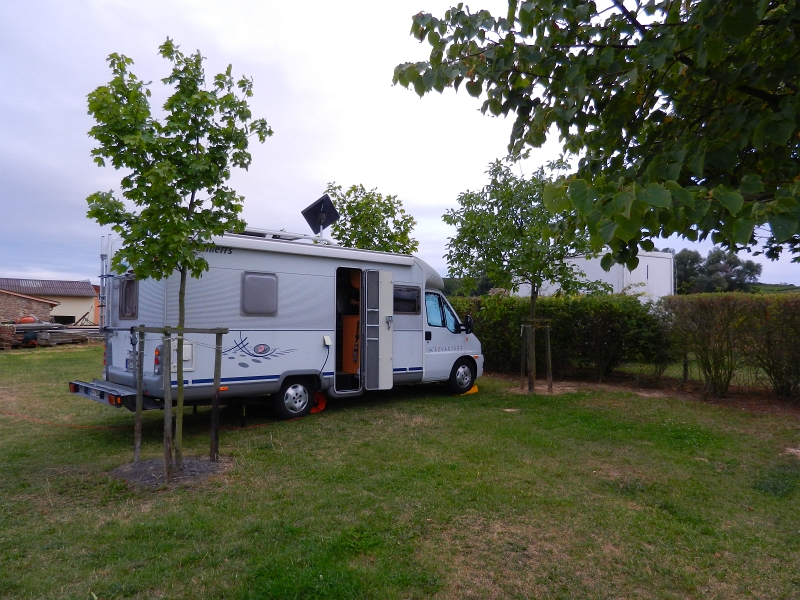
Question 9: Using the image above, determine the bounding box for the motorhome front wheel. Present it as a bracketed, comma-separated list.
[448, 358, 476, 394]
[275, 380, 313, 419]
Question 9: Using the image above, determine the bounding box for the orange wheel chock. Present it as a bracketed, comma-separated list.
[311, 392, 327, 413]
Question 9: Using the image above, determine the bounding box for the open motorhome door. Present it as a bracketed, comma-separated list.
[364, 270, 393, 390]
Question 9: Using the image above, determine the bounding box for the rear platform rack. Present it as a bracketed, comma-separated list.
[69, 379, 163, 411]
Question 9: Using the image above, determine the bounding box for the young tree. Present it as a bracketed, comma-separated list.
[394, 1, 800, 269]
[326, 183, 419, 253]
[87, 39, 273, 468]
[443, 160, 600, 389]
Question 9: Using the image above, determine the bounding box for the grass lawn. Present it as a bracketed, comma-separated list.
[1, 346, 799, 599]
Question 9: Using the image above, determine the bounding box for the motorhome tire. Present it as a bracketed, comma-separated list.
[448, 358, 475, 394]
[274, 380, 313, 419]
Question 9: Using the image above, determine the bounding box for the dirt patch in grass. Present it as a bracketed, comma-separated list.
[111, 455, 233, 489]
[489, 371, 800, 417]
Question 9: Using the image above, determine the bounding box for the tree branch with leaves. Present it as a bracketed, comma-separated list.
[394, 0, 800, 269]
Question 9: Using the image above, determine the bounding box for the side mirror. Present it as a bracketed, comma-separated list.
[463, 315, 474, 335]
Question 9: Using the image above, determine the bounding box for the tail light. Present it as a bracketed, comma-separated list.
[108, 395, 121, 406]
[154, 345, 163, 374]
[69, 383, 78, 393]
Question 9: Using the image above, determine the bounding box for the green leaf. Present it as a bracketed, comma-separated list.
[664, 180, 693, 206]
[767, 212, 798, 242]
[722, 5, 758, 40]
[543, 182, 569, 212]
[465, 80, 482, 97]
[597, 219, 618, 243]
[612, 191, 634, 218]
[640, 184, 671, 208]
[568, 179, 593, 216]
[739, 174, 764, 195]
[600, 253, 614, 272]
[713, 188, 744, 215]
[613, 215, 640, 242]
[732, 219, 757, 244]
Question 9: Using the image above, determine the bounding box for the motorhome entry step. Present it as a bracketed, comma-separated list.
[68, 379, 162, 411]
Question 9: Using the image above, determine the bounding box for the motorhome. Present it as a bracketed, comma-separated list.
[70, 229, 483, 418]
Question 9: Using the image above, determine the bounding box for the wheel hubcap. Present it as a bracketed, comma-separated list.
[283, 384, 309, 413]
[455, 365, 472, 389]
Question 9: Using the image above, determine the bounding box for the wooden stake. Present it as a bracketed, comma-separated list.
[211, 332, 222, 462]
[545, 325, 552, 393]
[162, 335, 173, 483]
[134, 326, 145, 464]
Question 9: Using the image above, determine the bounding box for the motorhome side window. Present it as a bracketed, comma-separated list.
[241, 272, 278, 316]
[394, 286, 420, 314]
[118, 278, 138, 320]
[425, 292, 444, 327]
[442, 301, 459, 333]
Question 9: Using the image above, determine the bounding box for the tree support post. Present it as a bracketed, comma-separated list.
[683, 351, 689, 385]
[211, 332, 222, 462]
[521, 319, 536, 392]
[162, 334, 173, 483]
[545, 324, 552, 393]
[134, 326, 145, 464]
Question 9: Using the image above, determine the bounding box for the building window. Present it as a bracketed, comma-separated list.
[118, 278, 138, 320]
[241, 272, 278, 316]
[393, 286, 420, 314]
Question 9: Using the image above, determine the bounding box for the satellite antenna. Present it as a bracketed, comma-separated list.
[301, 193, 340, 237]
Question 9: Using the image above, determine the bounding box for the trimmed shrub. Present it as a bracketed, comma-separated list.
[663, 294, 749, 398]
[741, 294, 800, 398]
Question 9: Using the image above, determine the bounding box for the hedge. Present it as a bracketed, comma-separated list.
[451, 292, 800, 399]
[663, 293, 800, 398]
[449, 294, 666, 380]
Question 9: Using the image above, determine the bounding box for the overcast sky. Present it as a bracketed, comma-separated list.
[1, 0, 798, 285]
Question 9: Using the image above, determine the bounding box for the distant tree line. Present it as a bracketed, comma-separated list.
[661, 247, 762, 294]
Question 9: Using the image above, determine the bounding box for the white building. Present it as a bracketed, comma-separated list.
[516, 251, 675, 301]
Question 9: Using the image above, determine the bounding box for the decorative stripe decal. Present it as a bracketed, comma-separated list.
[408, 367, 423, 372]
[191, 375, 281, 385]
[322, 372, 335, 377]
[393, 368, 408, 372]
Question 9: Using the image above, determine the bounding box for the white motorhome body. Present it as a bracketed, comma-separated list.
[73, 230, 483, 417]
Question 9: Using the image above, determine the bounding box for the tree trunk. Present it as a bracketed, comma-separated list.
[175, 265, 187, 470]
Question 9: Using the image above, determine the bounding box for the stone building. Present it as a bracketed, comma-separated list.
[0, 279, 98, 324]
[0, 288, 59, 322]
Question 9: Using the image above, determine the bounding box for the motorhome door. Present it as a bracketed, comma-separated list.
[364, 270, 393, 390]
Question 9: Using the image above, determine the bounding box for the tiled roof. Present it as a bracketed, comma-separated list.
[0, 278, 97, 298]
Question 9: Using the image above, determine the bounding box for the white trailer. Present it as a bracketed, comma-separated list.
[516, 251, 675, 301]
[70, 229, 483, 418]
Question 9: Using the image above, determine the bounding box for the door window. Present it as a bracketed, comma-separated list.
[442, 301, 459, 333]
[425, 292, 444, 327]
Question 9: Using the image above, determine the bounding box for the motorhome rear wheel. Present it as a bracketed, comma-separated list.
[274, 379, 313, 419]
